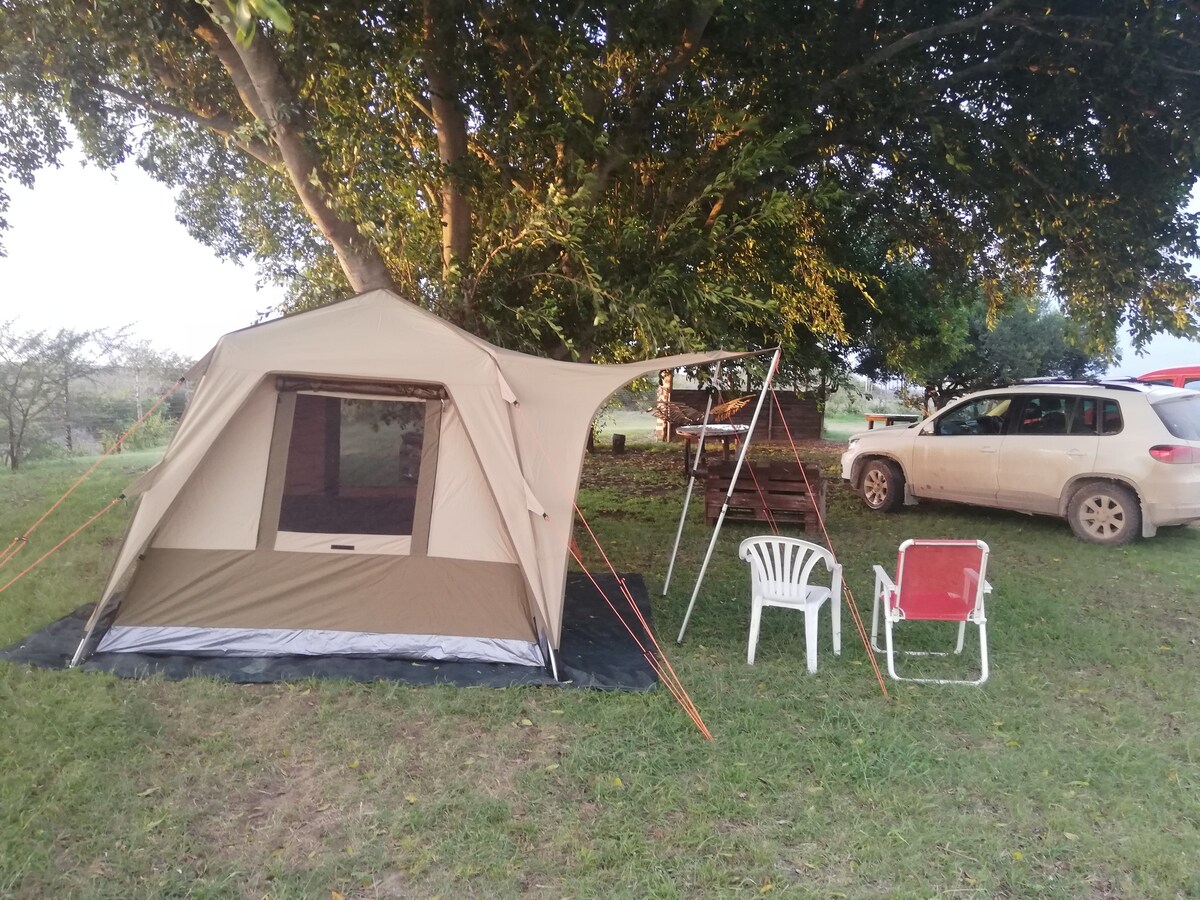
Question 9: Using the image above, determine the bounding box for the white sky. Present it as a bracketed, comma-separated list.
[0, 155, 284, 360]
[0, 154, 1197, 372]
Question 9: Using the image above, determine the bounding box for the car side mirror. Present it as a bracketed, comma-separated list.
[919, 421, 936, 435]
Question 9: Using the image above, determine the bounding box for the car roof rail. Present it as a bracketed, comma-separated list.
[1009, 377, 1147, 392]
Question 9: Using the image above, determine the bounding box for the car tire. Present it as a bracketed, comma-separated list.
[1067, 482, 1141, 546]
[859, 459, 904, 512]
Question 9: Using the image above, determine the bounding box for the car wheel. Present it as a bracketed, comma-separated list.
[859, 459, 904, 512]
[1067, 482, 1141, 546]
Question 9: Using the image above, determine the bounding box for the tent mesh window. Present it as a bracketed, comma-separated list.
[280, 394, 426, 535]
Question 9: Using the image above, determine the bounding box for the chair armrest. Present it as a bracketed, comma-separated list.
[873, 565, 896, 594]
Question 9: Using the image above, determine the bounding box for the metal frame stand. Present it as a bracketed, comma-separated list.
[676, 347, 782, 643]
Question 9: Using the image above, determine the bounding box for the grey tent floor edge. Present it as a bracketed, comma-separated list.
[0, 573, 659, 691]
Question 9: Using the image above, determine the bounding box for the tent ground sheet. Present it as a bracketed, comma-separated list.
[0, 573, 657, 691]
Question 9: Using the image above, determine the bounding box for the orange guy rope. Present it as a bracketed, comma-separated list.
[0, 496, 124, 598]
[570, 544, 712, 739]
[0, 378, 184, 572]
[507, 397, 714, 738]
[571, 503, 712, 737]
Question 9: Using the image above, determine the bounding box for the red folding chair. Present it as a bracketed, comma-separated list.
[871, 539, 992, 685]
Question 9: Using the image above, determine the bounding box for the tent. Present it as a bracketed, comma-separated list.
[72, 290, 744, 675]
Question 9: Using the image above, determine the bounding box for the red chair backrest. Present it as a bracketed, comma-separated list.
[893, 540, 987, 621]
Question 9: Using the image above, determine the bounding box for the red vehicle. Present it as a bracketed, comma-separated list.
[1137, 366, 1200, 390]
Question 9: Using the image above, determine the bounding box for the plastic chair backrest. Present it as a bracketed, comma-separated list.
[741, 537, 830, 602]
[893, 539, 988, 622]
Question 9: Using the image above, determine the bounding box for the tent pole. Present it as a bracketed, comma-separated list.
[661, 362, 723, 596]
[69, 592, 117, 668]
[677, 346, 782, 643]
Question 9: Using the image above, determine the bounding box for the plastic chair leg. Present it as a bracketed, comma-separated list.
[747, 598, 763, 665]
[832, 593, 842, 657]
[804, 603, 820, 674]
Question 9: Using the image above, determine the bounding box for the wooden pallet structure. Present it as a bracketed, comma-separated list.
[704, 460, 827, 530]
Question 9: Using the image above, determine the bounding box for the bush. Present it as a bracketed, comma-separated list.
[101, 411, 178, 453]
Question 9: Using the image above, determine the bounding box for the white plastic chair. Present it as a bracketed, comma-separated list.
[871, 538, 992, 685]
[739, 536, 842, 672]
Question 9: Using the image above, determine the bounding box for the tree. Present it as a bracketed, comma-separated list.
[857, 288, 1110, 405]
[2, 1, 1198, 364]
[121, 340, 191, 419]
[0, 322, 124, 469]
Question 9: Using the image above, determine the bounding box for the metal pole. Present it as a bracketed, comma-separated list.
[662, 363, 722, 595]
[677, 346, 782, 643]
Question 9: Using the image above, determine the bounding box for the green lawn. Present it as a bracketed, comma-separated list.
[2, 444, 1198, 898]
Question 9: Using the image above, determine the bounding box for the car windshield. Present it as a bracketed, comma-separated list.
[1151, 394, 1200, 440]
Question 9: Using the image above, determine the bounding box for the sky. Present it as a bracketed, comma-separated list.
[0, 155, 284, 361]
[1, 155, 1198, 372]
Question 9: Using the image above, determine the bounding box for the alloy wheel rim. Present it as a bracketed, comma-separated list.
[1080, 494, 1126, 539]
[864, 471, 888, 507]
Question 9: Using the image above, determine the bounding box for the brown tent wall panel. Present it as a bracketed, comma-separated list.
[97, 548, 542, 665]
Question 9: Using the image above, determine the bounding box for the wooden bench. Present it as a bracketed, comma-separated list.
[704, 460, 827, 531]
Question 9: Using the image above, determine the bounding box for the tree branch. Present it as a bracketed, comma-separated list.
[819, 0, 1017, 100]
[96, 81, 283, 169]
[197, 10, 397, 294]
[586, 0, 720, 202]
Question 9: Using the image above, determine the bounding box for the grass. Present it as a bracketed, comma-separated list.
[2, 443, 1199, 898]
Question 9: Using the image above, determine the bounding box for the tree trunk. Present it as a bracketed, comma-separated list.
[7, 419, 22, 471]
[656, 370, 674, 442]
[197, 17, 397, 296]
[423, 0, 473, 310]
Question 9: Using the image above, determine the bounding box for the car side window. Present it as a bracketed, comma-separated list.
[1067, 398, 1096, 435]
[1185, 379, 1200, 391]
[935, 397, 1010, 436]
[1014, 395, 1071, 435]
[1100, 399, 1123, 435]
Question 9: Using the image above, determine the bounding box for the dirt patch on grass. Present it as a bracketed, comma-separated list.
[142, 686, 374, 892]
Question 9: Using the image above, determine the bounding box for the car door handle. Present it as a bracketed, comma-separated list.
[979, 447, 997, 454]
[1067, 449, 1086, 458]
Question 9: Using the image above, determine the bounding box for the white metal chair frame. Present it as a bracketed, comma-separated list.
[739, 536, 842, 673]
[870, 538, 992, 686]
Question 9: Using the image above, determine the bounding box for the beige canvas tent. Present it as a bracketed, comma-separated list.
[73, 290, 744, 674]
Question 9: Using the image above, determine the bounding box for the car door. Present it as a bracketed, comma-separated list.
[995, 394, 1100, 514]
[910, 394, 1013, 504]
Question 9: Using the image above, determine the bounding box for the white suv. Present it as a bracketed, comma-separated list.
[840, 381, 1200, 545]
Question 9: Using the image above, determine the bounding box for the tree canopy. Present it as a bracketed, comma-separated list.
[854, 285, 1109, 403]
[2, 1, 1198, 365]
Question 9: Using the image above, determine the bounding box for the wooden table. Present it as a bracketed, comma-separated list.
[864, 412, 921, 429]
[676, 424, 749, 474]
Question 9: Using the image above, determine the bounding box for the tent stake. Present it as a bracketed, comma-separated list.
[661, 362, 722, 596]
[677, 347, 782, 643]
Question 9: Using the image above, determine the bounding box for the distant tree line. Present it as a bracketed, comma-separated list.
[0, 322, 191, 471]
